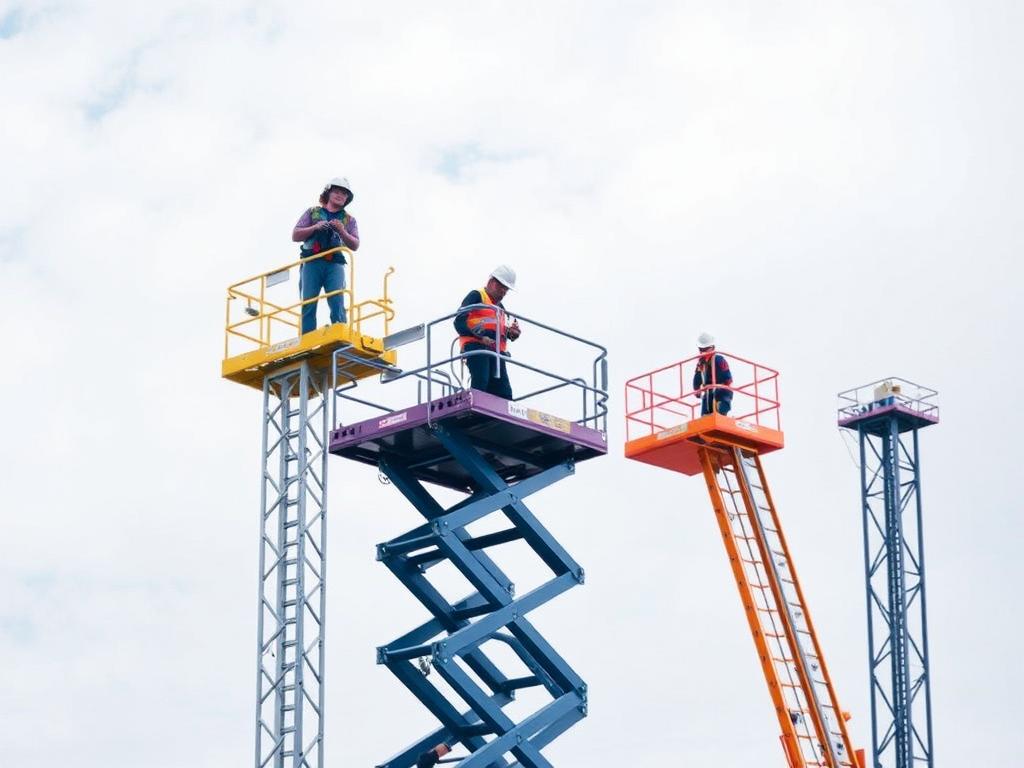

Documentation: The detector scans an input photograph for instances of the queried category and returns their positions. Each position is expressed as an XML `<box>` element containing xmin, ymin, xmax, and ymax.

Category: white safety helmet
<box><xmin>490</xmin><ymin>264</ymin><xmax>517</xmax><ymax>290</ymax></box>
<box><xmin>696</xmin><ymin>331</ymin><xmax>715</xmax><ymax>349</ymax></box>
<box><xmin>323</xmin><ymin>176</ymin><xmax>353</xmax><ymax>204</ymax></box>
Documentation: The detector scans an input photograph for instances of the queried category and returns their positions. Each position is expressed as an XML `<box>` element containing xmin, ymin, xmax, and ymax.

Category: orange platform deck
<box><xmin>624</xmin><ymin>413</ymin><xmax>784</xmax><ymax>476</ymax></box>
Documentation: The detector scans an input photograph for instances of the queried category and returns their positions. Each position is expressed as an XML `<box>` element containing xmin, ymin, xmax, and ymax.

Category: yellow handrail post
<box><xmin>383</xmin><ymin>266</ymin><xmax>395</xmax><ymax>337</ymax></box>
<box><xmin>259</xmin><ymin>275</ymin><xmax>267</xmax><ymax>347</ymax></box>
<box><xmin>224</xmin><ymin>291</ymin><xmax>232</xmax><ymax>358</ymax></box>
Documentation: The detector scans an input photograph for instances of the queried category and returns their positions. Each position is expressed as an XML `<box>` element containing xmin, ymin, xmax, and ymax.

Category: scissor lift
<box><xmin>332</xmin><ymin>390</ymin><xmax>605</xmax><ymax>767</ymax></box>
<box><xmin>625</xmin><ymin>353</ymin><xmax>863</xmax><ymax>768</ymax></box>
<box><xmin>330</xmin><ymin>306</ymin><xmax>609</xmax><ymax>766</ymax></box>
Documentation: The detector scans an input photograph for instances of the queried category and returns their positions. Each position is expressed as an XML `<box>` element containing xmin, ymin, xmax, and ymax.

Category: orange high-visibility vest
<box><xmin>459</xmin><ymin>289</ymin><xmax>508</xmax><ymax>353</ymax></box>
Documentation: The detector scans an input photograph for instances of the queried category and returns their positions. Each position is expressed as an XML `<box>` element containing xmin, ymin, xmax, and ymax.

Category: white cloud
<box><xmin>1</xmin><ymin>1</ymin><xmax>1021</xmax><ymax>765</ymax></box>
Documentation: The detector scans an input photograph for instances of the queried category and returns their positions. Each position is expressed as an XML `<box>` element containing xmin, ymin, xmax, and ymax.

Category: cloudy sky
<box><xmin>1</xmin><ymin>1</ymin><xmax>1021</xmax><ymax>765</ymax></box>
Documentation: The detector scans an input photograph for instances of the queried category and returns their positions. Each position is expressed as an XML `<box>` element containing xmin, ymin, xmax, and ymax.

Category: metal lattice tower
<box><xmin>254</xmin><ymin>362</ymin><xmax>329</xmax><ymax>768</ymax></box>
<box><xmin>331</xmin><ymin>389</ymin><xmax>607</xmax><ymax>767</ymax></box>
<box><xmin>223</xmin><ymin>247</ymin><xmax>398</xmax><ymax>767</ymax></box>
<box><xmin>838</xmin><ymin>379</ymin><xmax>938</xmax><ymax>768</ymax></box>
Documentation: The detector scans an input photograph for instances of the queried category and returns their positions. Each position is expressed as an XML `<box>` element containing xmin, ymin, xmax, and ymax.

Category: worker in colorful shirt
<box><xmin>693</xmin><ymin>331</ymin><xmax>733</xmax><ymax>416</ymax></box>
<box><xmin>416</xmin><ymin>743</ymin><xmax>451</xmax><ymax>767</ymax></box>
<box><xmin>291</xmin><ymin>176</ymin><xmax>360</xmax><ymax>335</ymax></box>
<box><xmin>454</xmin><ymin>265</ymin><xmax>521</xmax><ymax>399</ymax></box>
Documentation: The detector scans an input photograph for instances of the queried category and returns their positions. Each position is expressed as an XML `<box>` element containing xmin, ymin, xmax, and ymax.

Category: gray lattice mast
<box><xmin>255</xmin><ymin>362</ymin><xmax>329</xmax><ymax>768</ymax></box>
<box><xmin>838</xmin><ymin>379</ymin><xmax>938</xmax><ymax>768</ymax></box>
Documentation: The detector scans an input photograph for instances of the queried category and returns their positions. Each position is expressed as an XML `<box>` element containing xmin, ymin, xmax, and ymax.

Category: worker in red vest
<box><xmin>454</xmin><ymin>265</ymin><xmax>521</xmax><ymax>399</ymax></box>
<box><xmin>693</xmin><ymin>331</ymin><xmax>733</xmax><ymax>415</ymax></box>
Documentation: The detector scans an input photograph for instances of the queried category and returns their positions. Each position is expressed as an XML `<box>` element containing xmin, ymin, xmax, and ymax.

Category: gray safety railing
<box><xmin>330</xmin><ymin>304</ymin><xmax>609</xmax><ymax>434</ymax></box>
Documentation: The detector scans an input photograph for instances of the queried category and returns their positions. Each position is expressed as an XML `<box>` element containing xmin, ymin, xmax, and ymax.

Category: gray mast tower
<box><xmin>838</xmin><ymin>379</ymin><xmax>939</xmax><ymax>768</ymax></box>
<box><xmin>223</xmin><ymin>250</ymin><xmax>397</xmax><ymax>767</ymax></box>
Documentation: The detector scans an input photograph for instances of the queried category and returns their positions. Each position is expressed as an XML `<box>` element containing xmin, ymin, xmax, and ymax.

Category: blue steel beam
<box><xmin>373</xmin><ymin>421</ymin><xmax>588</xmax><ymax>767</ymax></box>
<box><xmin>850</xmin><ymin>415</ymin><xmax>935</xmax><ymax>768</ymax></box>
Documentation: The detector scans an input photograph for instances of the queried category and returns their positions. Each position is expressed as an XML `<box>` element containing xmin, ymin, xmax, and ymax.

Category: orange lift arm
<box><xmin>625</xmin><ymin>352</ymin><xmax>864</xmax><ymax>768</ymax></box>
<box><xmin>700</xmin><ymin>446</ymin><xmax>858</xmax><ymax>767</ymax></box>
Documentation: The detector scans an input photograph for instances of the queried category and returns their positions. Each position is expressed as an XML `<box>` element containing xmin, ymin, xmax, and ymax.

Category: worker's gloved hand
<box><xmin>507</xmin><ymin>321</ymin><xmax>521</xmax><ymax>341</ymax></box>
<box><xmin>472</xmin><ymin>327</ymin><xmax>495</xmax><ymax>346</ymax></box>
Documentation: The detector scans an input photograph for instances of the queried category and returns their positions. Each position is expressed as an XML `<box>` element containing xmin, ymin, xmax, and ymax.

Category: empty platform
<box><xmin>837</xmin><ymin>401</ymin><xmax>939</xmax><ymax>435</ymax></box>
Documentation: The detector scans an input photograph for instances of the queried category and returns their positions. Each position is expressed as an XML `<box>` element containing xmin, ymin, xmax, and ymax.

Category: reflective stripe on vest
<box><xmin>459</xmin><ymin>289</ymin><xmax>507</xmax><ymax>353</ymax></box>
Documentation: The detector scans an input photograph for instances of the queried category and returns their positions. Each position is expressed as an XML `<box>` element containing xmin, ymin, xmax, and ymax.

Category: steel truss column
<box><xmin>374</xmin><ymin>421</ymin><xmax>588</xmax><ymax>768</ymax></box>
<box><xmin>255</xmin><ymin>362</ymin><xmax>329</xmax><ymax>768</ymax></box>
<box><xmin>857</xmin><ymin>422</ymin><xmax>934</xmax><ymax>768</ymax></box>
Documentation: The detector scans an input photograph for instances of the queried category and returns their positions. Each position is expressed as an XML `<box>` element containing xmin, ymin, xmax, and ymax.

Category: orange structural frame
<box><xmin>624</xmin><ymin>412</ymin><xmax>784</xmax><ymax>475</ymax></box>
<box><xmin>624</xmin><ymin>352</ymin><xmax>865</xmax><ymax>768</ymax></box>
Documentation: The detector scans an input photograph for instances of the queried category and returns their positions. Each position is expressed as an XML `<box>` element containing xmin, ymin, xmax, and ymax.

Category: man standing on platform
<box><xmin>693</xmin><ymin>331</ymin><xmax>733</xmax><ymax>415</ymax></box>
<box><xmin>454</xmin><ymin>265</ymin><xmax>521</xmax><ymax>399</ymax></box>
<box><xmin>292</xmin><ymin>176</ymin><xmax>360</xmax><ymax>334</ymax></box>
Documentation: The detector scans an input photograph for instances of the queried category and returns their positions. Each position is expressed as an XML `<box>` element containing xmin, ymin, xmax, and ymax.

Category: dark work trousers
<box><xmin>464</xmin><ymin>346</ymin><xmax>513</xmax><ymax>399</ymax></box>
<box><xmin>701</xmin><ymin>395</ymin><xmax>732</xmax><ymax>416</ymax></box>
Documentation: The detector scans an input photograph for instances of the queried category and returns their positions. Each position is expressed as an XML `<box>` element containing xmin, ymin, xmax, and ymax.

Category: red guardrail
<box><xmin>625</xmin><ymin>351</ymin><xmax>781</xmax><ymax>441</ymax></box>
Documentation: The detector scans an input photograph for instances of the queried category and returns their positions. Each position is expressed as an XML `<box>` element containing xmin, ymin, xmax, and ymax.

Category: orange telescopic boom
<box><xmin>625</xmin><ymin>352</ymin><xmax>864</xmax><ymax>768</ymax></box>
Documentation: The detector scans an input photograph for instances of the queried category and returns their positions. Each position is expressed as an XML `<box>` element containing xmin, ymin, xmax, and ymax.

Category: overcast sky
<box><xmin>1</xmin><ymin>1</ymin><xmax>1021</xmax><ymax>766</ymax></box>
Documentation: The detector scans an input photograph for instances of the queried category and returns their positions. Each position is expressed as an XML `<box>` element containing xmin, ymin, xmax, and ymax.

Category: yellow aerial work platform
<box><xmin>222</xmin><ymin>247</ymin><xmax>398</xmax><ymax>389</ymax></box>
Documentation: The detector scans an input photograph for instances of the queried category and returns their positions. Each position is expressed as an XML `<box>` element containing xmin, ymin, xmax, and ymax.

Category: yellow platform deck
<box><xmin>222</xmin><ymin>323</ymin><xmax>397</xmax><ymax>391</ymax></box>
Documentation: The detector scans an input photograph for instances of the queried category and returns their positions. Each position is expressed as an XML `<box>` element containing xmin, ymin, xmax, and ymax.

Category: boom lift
<box><xmin>625</xmin><ymin>352</ymin><xmax>864</xmax><ymax>768</ymax></box>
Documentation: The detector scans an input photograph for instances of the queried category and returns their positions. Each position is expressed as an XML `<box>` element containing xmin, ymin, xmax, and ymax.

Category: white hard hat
<box><xmin>490</xmin><ymin>264</ymin><xmax>517</xmax><ymax>290</ymax></box>
<box><xmin>323</xmin><ymin>176</ymin><xmax>353</xmax><ymax>203</ymax></box>
<box><xmin>696</xmin><ymin>331</ymin><xmax>715</xmax><ymax>348</ymax></box>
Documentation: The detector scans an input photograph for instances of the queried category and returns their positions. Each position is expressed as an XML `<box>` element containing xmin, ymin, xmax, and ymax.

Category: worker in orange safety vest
<box><xmin>453</xmin><ymin>265</ymin><xmax>521</xmax><ymax>399</ymax></box>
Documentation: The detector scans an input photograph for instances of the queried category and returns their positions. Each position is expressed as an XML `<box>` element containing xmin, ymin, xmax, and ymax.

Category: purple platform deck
<box><xmin>329</xmin><ymin>389</ymin><xmax>608</xmax><ymax>491</ymax></box>
<box><xmin>838</xmin><ymin>402</ymin><xmax>940</xmax><ymax>436</ymax></box>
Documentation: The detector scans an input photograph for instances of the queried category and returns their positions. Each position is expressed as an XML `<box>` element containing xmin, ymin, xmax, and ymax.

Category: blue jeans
<box><xmin>300</xmin><ymin>258</ymin><xmax>346</xmax><ymax>334</ymax></box>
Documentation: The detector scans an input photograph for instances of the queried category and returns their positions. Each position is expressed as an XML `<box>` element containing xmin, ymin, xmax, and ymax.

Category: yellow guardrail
<box><xmin>224</xmin><ymin>247</ymin><xmax>395</xmax><ymax>360</ymax></box>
